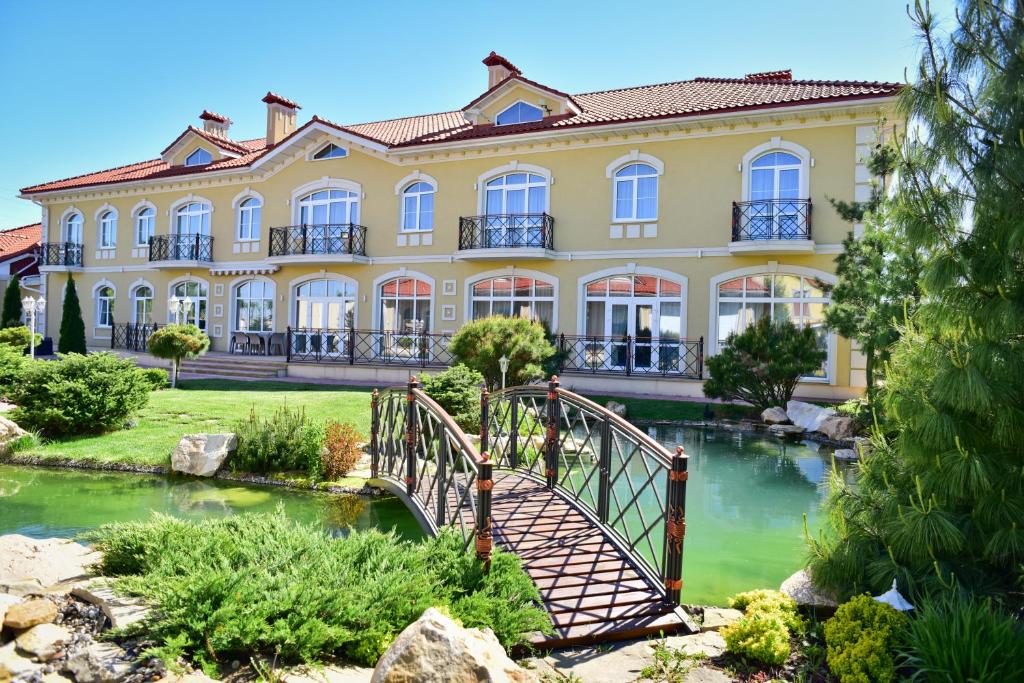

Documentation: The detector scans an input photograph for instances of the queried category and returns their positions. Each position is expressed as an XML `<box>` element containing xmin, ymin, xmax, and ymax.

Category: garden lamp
<box><xmin>873</xmin><ymin>579</ymin><xmax>914</xmax><ymax>611</ymax></box>
<box><xmin>499</xmin><ymin>354</ymin><xmax>510</xmax><ymax>390</ymax></box>
<box><xmin>21</xmin><ymin>295</ymin><xmax>45</xmax><ymax>361</ymax></box>
<box><xmin>168</xmin><ymin>296</ymin><xmax>181</xmax><ymax>324</ymax></box>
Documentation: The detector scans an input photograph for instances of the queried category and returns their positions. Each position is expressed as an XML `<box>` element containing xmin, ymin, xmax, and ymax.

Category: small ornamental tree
<box><xmin>147</xmin><ymin>323</ymin><xmax>210</xmax><ymax>387</ymax></box>
<box><xmin>420</xmin><ymin>364</ymin><xmax>485</xmax><ymax>432</ymax></box>
<box><xmin>58</xmin><ymin>272</ymin><xmax>87</xmax><ymax>354</ymax></box>
<box><xmin>1</xmin><ymin>275</ymin><xmax>23</xmax><ymax>328</ymax></box>
<box><xmin>703</xmin><ymin>317</ymin><xmax>826</xmax><ymax>411</ymax></box>
<box><xmin>448</xmin><ymin>317</ymin><xmax>555</xmax><ymax>390</ymax></box>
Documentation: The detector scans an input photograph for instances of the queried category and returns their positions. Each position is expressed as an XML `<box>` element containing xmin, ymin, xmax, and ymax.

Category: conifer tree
<box><xmin>809</xmin><ymin>0</ymin><xmax>1024</xmax><ymax>606</ymax></box>
<box><xmin>0</xmin><ymin>275</ymin><xmax>23</xmax><ymax>328</ymax></box>
<box><xmin>58</xmin><ymin>272</ymin><xmax>87</xmax><ymax>354</ymax></box>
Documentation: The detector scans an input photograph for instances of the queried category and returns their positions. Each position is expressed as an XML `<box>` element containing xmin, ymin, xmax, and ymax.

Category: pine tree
<box><xmin>58</xmin><ymin>272</ymin><xmax>87</xmax><ymax>354</ymax></box>
<box><xmin>809</xmin><ymin>0</ymin><xmax>1024</xmax><ymax>607</ymax></box>
<box><xmin>0</xmin><ymin>275</ymin><xmax>23</xmax><ymax>328</ymax></box>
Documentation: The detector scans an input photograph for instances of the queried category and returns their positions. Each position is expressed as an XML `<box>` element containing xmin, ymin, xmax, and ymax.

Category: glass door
<box><xmin>749</xmin><ymin>152</ymin><xmax>801</xmax><ymax>239</ymax></box>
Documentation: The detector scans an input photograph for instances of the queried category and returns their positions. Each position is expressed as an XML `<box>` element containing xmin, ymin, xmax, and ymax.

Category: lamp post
<box><xmin>21</xmin><ymin>295</ymin><xmax>46</xmax><ymax>361</ymax></box>
<box><xmin>498</xmin><ymin>354</ymin><xmax>510</xmax><ymax>390</ymax></box>
<box><xmin>168</xmin><ymin>296</ymin><xmax>195</xmax><ymax>325</ymax></box>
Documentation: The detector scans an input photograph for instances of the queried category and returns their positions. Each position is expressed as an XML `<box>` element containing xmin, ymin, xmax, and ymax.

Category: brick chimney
<box><xmin>482</xmin><ymin>52</ymin><xmax>521</xmax><ymax>88</ymax></box>
<box><xmin>262</xmin><ymin>92</ymin><xmax>301</xmax><ymax>146</ymax></box>
<box><xmin>199</xmin><ymin>110</ymin><xmax>232</xmax><ymax>138</ymax></box>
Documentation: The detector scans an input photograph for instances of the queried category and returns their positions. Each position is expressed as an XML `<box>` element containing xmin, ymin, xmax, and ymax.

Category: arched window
<box><xmin>749</xmin><ymin>152</ymin><xmax>801</xmax><ymax>202</ymax></box>
<box><xmin>132</xmin><ymin>285</ymin><xmax>153</xmax><ymax>324</ymax></box>
<box><xmin>64</xmin><ymin>212</ymin><xmax>83</xmax><ymax>244</ymax></box>
<box><xmin>379</xmin><ymin>277</ymin><xmax>431</xmax><ymax>333</ymax></box>
<box><xmin>495</xmin><ymin>101</ymin><xmax>544</xmax><ymax>126</ymax></box>
<box><xmin>237</xmin><ymin>197</ymin><xmax>262</xmax><ymax>241</ymax></box>
<box><xmin>174</xmin><ymin>202</ymin><xmax>211</xmax><ymax>236</ymax></box>
<box><xmin>96</xmin><ymin>285</ymin><xmax>115</xmax><ymax>327</ymax></box>
<box><xmin>295</xmin><ymin>278</ymin><xmax>356</xmax><ymax>330</ymax></box>
<box><xmin>715</xmin><ymin>272</ymin><xmax>829</xmax><ymax>379</ymax></box>
<box><xmin>742</xmin><ymin>151</ymin><xmax>807</xmax><ymax>240</ymax></box>
<box><xmin>170</xmin><ymin>280</ymin><xmax>208</xmax><ymax>329</ymax></box>
<box><xmin>295</xmin><ymin>189</ymin><xmax>360</xmax><ymax>253</ymax></box>
<box><xmin>98</xmin><ymin>210</ymin><xmax>117</xmax><ymax>248</ymax></box>
<box><xmin>471</xmin><ymin>276</ymin><xmax>554</xmax><ymax>327</ymax></box>
<box><xmin>185</xmin><ymin>148</ymin><xmax>212</xmax><ymax>166</ymax></box>
<box><xmin>401</xmin><ymin>182</ymin><xmax>434</xmax><ymax>232</ymax></box>
<box><xmin>613</xmin><ymin>163</ymin><xmax>658</xmax><ymax>221</ymax></box>
<box><xmin>483</xmin><ymin>173</ymin><xmax>547</xmax><ymax>247</ymax></box>
<box><xmin>582</xmin><ymin>274</ymin><xmax>684</xmax><ymax>370</ymax></box>
<box><xmin>234</xmin><ymin>280</ymin><xmax>274</xmax><ymax>332</ymax></box>
<box><xmin>135</xmin><ymin>207</ymin><xmax>155</xmax><ymax>246</ymax></box>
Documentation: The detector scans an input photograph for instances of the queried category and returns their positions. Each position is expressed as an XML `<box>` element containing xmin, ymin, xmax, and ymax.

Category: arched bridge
<box><xmin>370</xmin><ymin>376</ymin><xmax>697</xmax><ymax>647</ymax></box>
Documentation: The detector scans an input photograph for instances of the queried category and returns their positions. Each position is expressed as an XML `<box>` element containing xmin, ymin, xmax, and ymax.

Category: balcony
<box><xmin>729</xmin><ymin>199</ymin><xmax>814</xmax><ymax>254</ymax></box>
<box><xmin>557</xmin><ymin>334</ymin><xmax>704</xmax><ymax>379</ymax></box>
<box><xmin>40</xmin><ymin>242</ymin><xmax>83</xmax><ymax>268</ymax></box>
<box><xmin>149</xmin><ymin>234</ymin><xmax>214</xmax><ymax>265</ymax></box>
<box><xmin>456</xmin><ymin>214</ymin><xmax>555</xmax><ymax>259</ymax></box>
<box><xmin>267</xmin><ymin>224</ymin><xmax>368</xmax><ymax>264</ymax></box>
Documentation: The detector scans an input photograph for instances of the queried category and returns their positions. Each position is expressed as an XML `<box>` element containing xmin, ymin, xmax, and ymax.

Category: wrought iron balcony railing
<box><xmin>149</xmin><ymin>234</ymin><xmax>214</xmax><ymax>262</ymax></box>
<box><xmin>731</xmin><ymin>199</ymin><xmax>812</xmax><ymax>241</ymax></box>
<box><xmin>41</xmin><ymin>242</ymin><xmax>83</xmax><ymax>267</ymax></box>
<box><xmin>110</xmin><ymin>322</ymin><xmax>159</xmax><ymax>352</ymax></box>
<box><xmin>458</xmin><ymin>213</ymin><xmax>554</xmax><ymax>250</ymax></box>
<box><xmin>268</xmin><ymin>224</ymin><xmax>367</xmax><ymax>257</ymax></box>
<box><xmin>286</xmin><ymin>327</ymin><xmax>453</xmax><ymax>367</ymax></box>
<box><xmin>558</xmin><ymin>334</ymin><xmax>704</xmax><ymax>379</ymax></box>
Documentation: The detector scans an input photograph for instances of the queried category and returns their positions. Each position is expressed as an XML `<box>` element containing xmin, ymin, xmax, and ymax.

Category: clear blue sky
<box><xmin>0</xmin><ymin>0</ymin><xmax>955</xmax><ymax>227</ymax></box>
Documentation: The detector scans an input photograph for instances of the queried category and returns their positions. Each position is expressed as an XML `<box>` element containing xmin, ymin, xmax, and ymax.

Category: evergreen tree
<box><xmin>58</xmin><ymin>272</ymin><xmax>87</xmax><ymax>354</ymax></box>
<box><xmin>809</xmin><ymin>0</ymin><xmax>1024</xmax><ymax>607</ymax></box>
<box><xmin>0</xmin><ymin>275</ymin><xmax>23</xmax><ymax>328</ymax></box>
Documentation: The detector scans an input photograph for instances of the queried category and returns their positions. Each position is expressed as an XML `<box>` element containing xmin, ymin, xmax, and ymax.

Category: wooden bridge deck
<box><xmin>489</xmin><ymin>473</ymin><xmax>693</xmax><ymax>648</ymax></box>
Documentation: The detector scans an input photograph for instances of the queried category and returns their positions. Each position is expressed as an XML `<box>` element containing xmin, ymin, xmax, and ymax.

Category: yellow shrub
<box><xmin>721</xmin><ymin>612</ymin><xmax>791</xmax><ymax>666</ymax></box>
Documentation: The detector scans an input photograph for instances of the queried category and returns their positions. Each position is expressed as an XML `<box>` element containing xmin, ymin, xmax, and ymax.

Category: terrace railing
<box><xmin>731</xmin><ymin>199</ymin><xmax>812</xmax><ymax>241</ymax></box>
<box><xmin>110</xmin><ymin>322</ymin><xmax>159</xmax><ymax>352</ymax></box>
<box><xmin>458</xmin><ymin>214</ymin><xmax>554</xmax><ymax>250</ymax></box>
<box><xmin>268</xmin><ymin>224</ymin><xmax>367</xmax><ymax>257</ymax></box>
<box><xmin>286</xmin><ymin>327</ymin><xmax>453</xmax><ymax>367</ymax></box>
<box><xmin>149</xmin><ymin>234</ymin><xmax>214</xmax><ymax>262</ymax></box>
<box><xmin>558</xmin><ymin>334</ymin><xmax>704</xmax><ymax>379</ymax></box>
<box><xmin>41</xmin><ymin>242</ymin><xmax>83</xmax><ymax>267</ymax></box>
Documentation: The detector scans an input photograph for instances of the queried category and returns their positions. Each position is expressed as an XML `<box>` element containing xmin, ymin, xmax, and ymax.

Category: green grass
<box><xmin>588</xmin><ymin>394</ymin><xmax>756</xmax><ymax>422</ymax></box>
<box><xmin>21</xmin><ymin>379</ymin><xmax>374</xmax><ymax>466</ymax></box>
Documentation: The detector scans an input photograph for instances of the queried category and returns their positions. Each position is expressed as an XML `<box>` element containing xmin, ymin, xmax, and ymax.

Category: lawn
<box><xmin>22</xmin><ymin>379</ymin><xmax>375</xmax><ymax>466</ymax></box>
<box><xmin>588</xmin><ymin>394</ymin><xmax>756</xmax><ymax>422</ymax></box>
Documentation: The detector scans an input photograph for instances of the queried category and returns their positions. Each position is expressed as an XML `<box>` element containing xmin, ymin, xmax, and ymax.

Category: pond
<box><xmin>0</xmin><ymin>429</ymin><xmax>848</xmax><ymax>606</ymax></box>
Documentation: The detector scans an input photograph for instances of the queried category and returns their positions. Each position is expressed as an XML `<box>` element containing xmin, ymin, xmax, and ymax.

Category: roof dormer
<box><xmin>462</xmin><ymin>52</ymin><xmax>581</xmax><ymax>126</ymax></box>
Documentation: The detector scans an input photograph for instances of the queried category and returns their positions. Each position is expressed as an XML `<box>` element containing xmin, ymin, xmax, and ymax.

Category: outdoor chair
<box><xmin>229</xmin><ymin>331</ymin><xmax>249</xmax><ymax>354</ymax></box>
<box><xmin>246</xmin><ymin>333</ymin><xmax>266</xmax><ymax>355</ymax></box>
<box><xmin>267</xmin><ymin>332</ymin><xmax>286</xmax><ymax>356</ymax></box>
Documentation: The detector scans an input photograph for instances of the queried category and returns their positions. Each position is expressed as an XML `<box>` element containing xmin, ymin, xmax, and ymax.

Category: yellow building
<box><xmin>19</xmin><ymin>54</ymin><xmax>899</xmax><ymax>398</ymax></box>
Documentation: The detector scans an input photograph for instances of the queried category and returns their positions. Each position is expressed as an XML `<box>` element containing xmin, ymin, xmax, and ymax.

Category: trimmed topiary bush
<box><xmin>0</xmin><ymin>345</ymin><xmax>30</xmax><ymax>399</ymax></box>
<box><xmin>0</xmin><ymin>275</ymin><xmax>23</xmax><ymax>328</ymax></box>
<box><xmin>419</xmin><ymin>363</ymin><xmax>484</xmax><ymax>432</ymax></box>
<box><xmin>58</xmin><ymin>272</ymin><xmax>87</xmax><ymax>354</ymax></box>
<box><xmin>9</xmin><ymin>352</ymin><xmax>150</xmax><ymax>436</ymax></box>
<box><xmin>137</xmin><ymin>367</ymin><xmax>170</xmax><ymax>390</ymax></box>
<box><xmin>722</xmin><ymin>612</ymin><xmax>791</xmax><ymax>666</ymax></box>
<box><xmin>824</xmin><ymin>594</ymin><xmax>907</xmax><ymax>683</ymax></box>
<box><xmin>728</xmin><ymin>588</ymin><xmax>803</xmax><ymax>632</ymax></box>
<box><xmin>0</xmin><ymin>325</ymin><xmax>39</xmax><ymax>351</ymax></box>
<box><xmin>448</xmin><ymin>316</ymin><xmax>555</xmax><ymax>390</ymax></box>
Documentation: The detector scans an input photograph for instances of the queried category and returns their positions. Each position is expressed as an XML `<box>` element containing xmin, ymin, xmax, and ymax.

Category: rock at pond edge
<box><xmin>171</xmin><ymin>433</ymin><xmax>237</xmax><ymax>477</ymax></box>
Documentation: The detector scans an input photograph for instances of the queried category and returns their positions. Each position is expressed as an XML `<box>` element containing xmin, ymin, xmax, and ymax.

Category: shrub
<box><xmin>233</xmin><ymin>405</ymin><xmax>324</xmax><ymax>478</ymax></box>
<box><xmin>419</xmin><ymin>364</ymin><xmax>483</xmax><ymax>432</ymax></box>
<box><xmin>824</xmin><ymin>595</ymin><xmax>907</xmax><ymax>683</ymax></box>
<box><xmin>147</xmin><ymin>324</ymin><xmax>210</xmax><ymax>387</ymax></box>
<box><xmin>703</xmin><ymin>317</ymin><xmax>826</xmax><ymax>411</ymax></box>
<box><xmin>137</xmin><ymin>367</ymin><xmax>169</xmax><ymax>391</ymax></box>
<box><xmin>448</xmin><ymin>317</ymin><xmax>555</xmax><ymax>390</ymax></box>
<box><xmin>898</xmin><ymin>594</ymin><xmax>1024</xmax><ymax>682</ymax></box>
<box><xmin>84</xmin><ymin>513</ymin><xmax>550</xmax><ymax>670</ymax></box>
<box><xmin>0</xmin><ymin>326</ymin><xmax>37</xmax><ymax>351</ymax></box>
<box><xmin>1</xmin><ymin>275</ymin><xmax>23</xmax><ymax>328</ymax></box>
<box><xmin>721</xmin><ymin>612</ymin><xmax>791</xmax><ymax>666</ymax></box>
<box><xmin>728</xmin><ymin>588</ymin><xmax>802</xmax><ymax>631</ymax></box>
<box><xmin>322</xmin><ymin>421</ymin><xmax>363</xmax><ymax>480</ymax></box>
<box><xmin>9</xmin><ymin>353</ymin><xmax>150</xmax><ymax>436</ymax></box>
<box><xmin>58</xmin><ymin>273</ymin><xmax>87</xmax><ymax>354</ymax></box>
<box><xmin>0</xmin><ymin>345</ymin><xmax>29</xmax><ymax>398</ymax></box>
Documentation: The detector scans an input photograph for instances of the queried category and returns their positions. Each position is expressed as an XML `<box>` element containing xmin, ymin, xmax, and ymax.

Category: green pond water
<box><xmin>0</xmin><ymin>429</ymin><xmax>847</xmax><ymax>605</ymax></box>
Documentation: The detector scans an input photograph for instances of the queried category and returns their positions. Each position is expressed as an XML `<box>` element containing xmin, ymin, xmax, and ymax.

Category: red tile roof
<box><xmin>159</xmin><ymin>125</ymin><xmax>253</xmax><ymax>156</ymax></box>
<box><xmin>199</xmin><ymin>110</ymin><xmax>231</xmax><ymax>124</ymax></box>
<box><xmin>262</xmin><ymin>92</ymin><xmax>301</xmax><ymax>109</ymax></box>
<box><xmin>482</xmin><ymin>51</ymin><xmax>522</xmax><ymax>76</ymax></box>
<box><xmin>21</xmin><ymin>72</ymin><xmax>899</xmax><ymax>194</ymax></box>
<box><xmin>0</xmin><ymin>223</ymin><xmax>41</xmax><ymax>260</ymax></box>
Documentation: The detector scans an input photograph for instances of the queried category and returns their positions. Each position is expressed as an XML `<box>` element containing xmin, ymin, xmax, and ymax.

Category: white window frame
<box><xmin>168</xmin><ymin>277</ymin><xmax>210</xmax><ymax>329</ymax></box>
<box><xmin>475</xmin><ymin>162</ymin><xmax>552</xmax><ymax>214</ymax></box>
<box><xmin>236</xmin><ymin>197</ymin><xmax>262</xmax><ymax>241</ymax></box>
<box><xmin>231</xmin><ymin>278</ymin><xmax>275</xmax><ymax>332</ymax></box>
<box><xmin>185</xmin><ymin>148</ymin><xmax>213</xmax><ymax>166</ymax></box>
<box><xmin>94</xmin><ymin>282</ymin><xmax>116</xmax><ymax>328</ymax></box>
<box><xmin>310</xmin><ymin>143</ymin><xmax>348</xmax><ymax>161</ymax></box>
<box><xmin>289</xmin><ymin>178</ymin><xmax>362</xmax><ymax>224</ymax></box>
<box><xmin>740</xmin><ymin>138</ymin><xmax>811</xmax><ymax>200</ymax></box>
<box><xmin>467</xmin><ymin>271</ymin><xmax>557</xmax><ymax>329</ymax></box>
<box><xmin>63</xmin><ymin>211</ymin><xmax>83</xmax><ymax>244</ymax></box>
<box><xmin>131</xmin><ymin>201</ymin><xmax>156</xmax><ymax>247</ymax></box>
<box><xmin>288</xmin><ymin>274</ymin><xmax>358</xmax><ymax>331</ymax></box>
<box><xmin>97</xmin><ymin>209</ymin><xmax>117</xmax><ymax>248</ymax></box>
<box><xmin>575</xmin><ymin>266</ymin><xmax>687</xmax><ymax>338</ymax></box>
<box><xmin>174</xmin><ymin>201</ymin><xmax>212</xmax><ymax>236</ymax></box>
<box><xmin>400</xmin><ymin>181</ymin><xmax>435</xmax><ymax>233</ymax></box>
<box><xmin>131</xmin><ymin>283</ymin><xmax>154</xmax><ymax>324</ymax></box>
<box><xmin>494</xmin><ymin>100</ymin><xmax>544</xmax><ymax>126</ymax></box>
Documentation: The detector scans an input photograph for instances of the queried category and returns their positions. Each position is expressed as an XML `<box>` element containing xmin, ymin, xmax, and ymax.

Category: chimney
<box><xmin>262</xmin><ymin>92</ymin><xmax>301</xmax><ymax>146</ymax></box>
<box><xmin>199</xmin><ymin>110</ymin><xmax>232</xmax><ymax>138</ymax></box>
<box><xmin>482</xmin><ymin>51</ymin><xmax>522</xmax><ymax>89</ymax></box>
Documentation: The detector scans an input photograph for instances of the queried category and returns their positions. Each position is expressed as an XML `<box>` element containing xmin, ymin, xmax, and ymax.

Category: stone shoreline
<box><xmin>631</xmin><ymin>418</ymin><xmax>857</xmax><ymax>449</ymax></box>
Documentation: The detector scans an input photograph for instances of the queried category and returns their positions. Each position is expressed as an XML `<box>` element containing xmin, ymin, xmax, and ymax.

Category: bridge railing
<box><xmin>484</xmin><ymin>376</ymin><xmax>688</xmax><ymax>605</ymax></box>
<box><xmin>370</xmin><ymin>378</ymin><xmax>494</xmax><ymax>565</ymax></box>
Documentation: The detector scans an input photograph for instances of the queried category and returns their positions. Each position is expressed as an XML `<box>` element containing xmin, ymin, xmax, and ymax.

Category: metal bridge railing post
<box><xmin>509</xmin><ymin>390</ymin><xmax>519</xmax><ymax>470</ymax></box>
<box><xmin>663</xmin><ymin>446</ymin><xmax>689</xmax><ymax>605</ymax></box>
<box><xmin>479</xmin><ymin>387</ymin><xmax>489</xmax><ymax>456</ymax></box>
<box><xmin>545</xmin><ymin>376</ymin><xmax>561</xmax><ymax>489</ymax></box>
<box><xmin>598</xmin><ymin>419</ymin><xmax>612</xmax><ymax>523</ymax></box>
<box><xmin>370</xmin><ymin>389</ymin><xmax>380</xmax><ymax>478</ymax></box>
<box><xmin>475</xmin><ymin>453</ymin><xmax>493</xmax><ymax>571</ymax></box>
<box><xmin>405</xmin><ymin>376</ymin><xmax>419</xmax><ymax>497</ymax></box>
<box><xmin>436</xmin><ymin>430</ymin><xmax>448</xmax><ymax>527</ymax></box>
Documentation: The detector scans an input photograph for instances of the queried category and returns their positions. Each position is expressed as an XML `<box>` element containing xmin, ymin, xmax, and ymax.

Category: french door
<box><xmin>749</xmin><ymin>152</ymin><xmax>802</xmax><ymax>239</ymax></box>
<box><xmin>483</xmin><ymin>173</ymin><xmax>546</xmax><ymax>247</ymax></box>
<box><xmin>294</xmin><ymin>291</ymin><xmax>355</xmax><ymax>355</ymax></box>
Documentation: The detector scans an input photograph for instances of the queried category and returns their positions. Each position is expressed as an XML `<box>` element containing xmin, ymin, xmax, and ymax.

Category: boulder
<box><xmin>605</xmin><ymin>401</ymin><xmax>628</xmax><ymax>419</ymax></box>
<box><xmin>71</xmin><ymin>579</ymin><xmax>151</xmax><ymax>630</ymax></box>
<box><xmin>0</xmin><ymin>535</ymin><xmax>100</xmax><ymax>590</ymax></box>
<box><xmin>3</xmin><ymin>598</ymin><xmax>57</xmax><ymax>629</ymax></box>
<box><xmin>0</xmin><ymin>594</ymin><xmax>20</xmax><ymax>628</ymax></box>
<box><xmin>780</xmin><ymin>569</ymin><xmax>838</xmax><ymax>610</ymax></box>
<box><xmin>0</xmin><ymin>417</ymin><xmax>27</xmax><ymax>453</ymax></box>
<box><xmin>170</xmin><ymin>433</ymin><xmax>237</xmax><ymax>477</ymax></box>
<box><xmin>833</xmin><ymin>449</ymin><xmax>858</xmax><ymax>461</ymax></box>
<box><xmin>15</xmin><ymin>623</ymin><xmax>72</xmax><ymax>661</ymax></box>
<box><xmin>853</xmin><ymin>436</ymin><xmax>873</xmax><ymax>458</ymax></box>
<box><xmin>371</xmin><ymin>607</ymin><xmax>537</xmax><ymax>683</ymax></box>
<box><xmin>63</xmin><ymin>643</ymin><xmax>133</xmax><ymax>683</ymax></box>
<box><xmin>785</xmin><ymin>401</ymin><xmax>836</xmax><ymax>433</ymax></box>
<box><xmin>700</xmin><ymin>607</ymin><xmax>743</xmax><ymax>632</ymax></box>
<box><xmin>818</xmin><ymin>416</ymin><xmax>859</xmax><ymax>441</ymax></box>
<box><xmin>664</xmin><ymin>630</ymin><xmax>727</xmax><ymax>658</ymax></box>
<box><xmin>768</xmin><ymin>424</ymin><xmax>805</xmax><ymax>438</ymax></box>
<box><xmin>0</xmin><ymin>642</ymin><xmax>42</xmax><ymax>679</ymax></box>
<box><xmin>760</xmin><ymin>407</ymin><xmax>790</xmax><ymax>425</ymax></box>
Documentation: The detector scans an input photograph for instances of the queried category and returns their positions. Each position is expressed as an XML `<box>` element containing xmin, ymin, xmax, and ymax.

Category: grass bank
<box><xmin>588</xmin><ymin>394</ymin><xmax>755</xmax><ymax>422</ymax></box>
